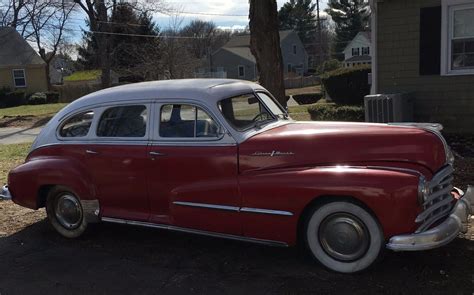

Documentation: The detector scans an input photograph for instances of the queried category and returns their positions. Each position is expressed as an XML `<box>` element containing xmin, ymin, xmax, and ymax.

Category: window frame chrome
<box><xmin>151</xmin><ymin>99</ymin><xmax>236</xmax><ymax>145</ymax></box>
<box><xmin>56</xmin><ymin>100</ymin><xmax>153</xmax><ymax>143</ymax></box>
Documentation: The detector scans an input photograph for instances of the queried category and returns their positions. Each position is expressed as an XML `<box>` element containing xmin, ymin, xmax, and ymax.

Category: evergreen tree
<box><xmin>76</xmin><ymin>2</ymin><xmax>160</xmax><ymax>80</ymax></box>
<box><xmin>325</xmin><ymin>0</ymin><xmax>370</xmax><ymax>60</ymax></box>
<box><xmin>278</xmin><ymin>0</ymin><xmax>317</xmax><ymax>44</ymax></box>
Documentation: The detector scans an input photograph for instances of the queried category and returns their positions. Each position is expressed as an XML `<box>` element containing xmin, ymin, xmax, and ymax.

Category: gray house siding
<box><xmin>281</xmin><ymin>32</ymin><xmax>308</xmax><ymax>74</ymax></box>
<box><xmin>212</xmin><ymin>49</ymin><xmax>256</xmax><ymax>80</ymax></box>
<box><xmin>376</xmin><ymin>0</ymin><xmax>474</xmax><ymax>133</ymax></box>
<box><xmin>211</xmin><ymin>30</ymin><xmax>308</xmax><ymax>81</ymax></box>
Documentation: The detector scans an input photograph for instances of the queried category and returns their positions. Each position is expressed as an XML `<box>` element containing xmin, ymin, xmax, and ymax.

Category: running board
<box><xmin>101</xmin><ymin>217</ymin><xmax>288</xmax><ymax>247</ymax></box>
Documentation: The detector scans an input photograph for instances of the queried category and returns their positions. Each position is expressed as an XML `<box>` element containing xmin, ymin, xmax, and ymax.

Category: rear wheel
<box><xmin>46</xmin><ymin>186</ymin><xmax>87</xmax><ymax>238</ymax></box>
<box><xmin>304</xmin><ymin>201</ymin><xmax>384</xmax><ymax>273</ymax></box>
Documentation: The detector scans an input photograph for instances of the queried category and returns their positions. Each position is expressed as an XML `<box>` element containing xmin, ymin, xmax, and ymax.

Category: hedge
<box><xmin>0</xmin><ymin>88</ymin><xmax>26</xmax><ymax>108</ymax></box>
<box><xmin>292</xmin><ymin>93</ymin><xmax>323</xmax><ymax>105</ymax></box>
<box><xmin>307</xmin><ymin>104</ymin><xmax>365</xmax><ymax>122</ymax></box>
<box><xmin>321</xmin><ymin>65</ymin><xmax>371</xmax><ymax>105</ymax></box>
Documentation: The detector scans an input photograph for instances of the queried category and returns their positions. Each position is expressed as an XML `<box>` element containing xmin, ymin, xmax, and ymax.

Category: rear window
<box><xmin>59</xmin><ymin>111</ymin><xmax>94</xmax><ymax>138</ymax></box>
<box><xmin>97</xmin><ymin>105</ymin><xmax>147</xmax><ymax>137</ymax></box>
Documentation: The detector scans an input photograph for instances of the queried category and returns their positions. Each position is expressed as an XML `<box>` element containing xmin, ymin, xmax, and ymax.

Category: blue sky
<box><xmin>68</xmin><ymin>0</ymin><xmax>328</xmax><ymax>36</ymax></box>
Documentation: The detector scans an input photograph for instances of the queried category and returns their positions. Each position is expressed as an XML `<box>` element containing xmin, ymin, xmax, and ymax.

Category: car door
<box><xmin>85</xmin><ymin>103</ymin><xmax>151</xmax><ymax>221</ymax></box>
<box><xmin>147</xmin><ymin>102</ymin><xmax>241</xmax><ymax>235</ymax></box>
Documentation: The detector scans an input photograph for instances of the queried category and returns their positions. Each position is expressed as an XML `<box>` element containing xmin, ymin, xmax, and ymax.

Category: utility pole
<box><xmin>316</xmin><ymin>0</ymin><xmax>323</xmax><ymax>65</ymax></box>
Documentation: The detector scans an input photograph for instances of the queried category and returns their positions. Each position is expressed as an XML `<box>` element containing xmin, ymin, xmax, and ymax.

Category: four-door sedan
<box><xmin>1</xmin><ymin>79</ymin><xmax>473</xmax><ymax>273</ymax></box>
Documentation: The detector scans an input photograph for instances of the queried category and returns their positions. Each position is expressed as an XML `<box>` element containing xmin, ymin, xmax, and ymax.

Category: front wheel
<box><xmin>46</xmin><ymin>186</ymin><xmax>88</xmax><ymax>238</ymax></box>
<box><xmin>304</xmin><ymin>201</ymin><xmax>384</xmax><ymax>273</ymax></box>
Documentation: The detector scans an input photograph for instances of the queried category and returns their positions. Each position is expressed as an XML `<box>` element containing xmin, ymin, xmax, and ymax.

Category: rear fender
<box><xmin>8</xmin><ymin>157</ymin><xmax>95</xmax><ymax>209</ymax></box>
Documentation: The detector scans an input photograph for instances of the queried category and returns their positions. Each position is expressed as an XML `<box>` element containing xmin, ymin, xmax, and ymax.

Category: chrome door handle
<box><xmin>149</xmin><ymin>151</ymin><xmax>166</xmax><ymax>157</ymax></box>
<box><xmin>86</xmin><ymin>149</ymin><xmax>99</xmax><ymax>155</ymax></box>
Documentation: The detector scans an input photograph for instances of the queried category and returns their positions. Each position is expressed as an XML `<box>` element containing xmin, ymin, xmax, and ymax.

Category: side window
<box><xmin>97</xmin><ymin>105</ymin><xmax>147</xmax><ymax>137</ymax></box>
<box><xmin>59</xmin><ymin>110</ymin><xmax>94</xmax><ymax>138</ymax></box>
<box><xmin>160</xmin><ymin>104</ymin><xmax>219</xmax><ymax>138</ymax></box>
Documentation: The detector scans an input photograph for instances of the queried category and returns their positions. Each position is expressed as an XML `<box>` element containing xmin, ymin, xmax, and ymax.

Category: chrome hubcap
<box><xmin>55</xmin><ymin>194</ymin><xmax>82</xmax><ymax>229</ymax></box>
<box><xmin>318</xmin><ymin>213</ymin><xmax>370</xmax><ymax>262</ymax></box>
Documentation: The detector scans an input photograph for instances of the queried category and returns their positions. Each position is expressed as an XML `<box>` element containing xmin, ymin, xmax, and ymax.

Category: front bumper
<box><xmin>0</xmin><ymin>185</ymin><xmax>12</xmax><ymax>201</ymax></box>
<box><xmin>387</xmin><ymin>185</ymin><xmax>474</xmax><ymax>251</ymax></box>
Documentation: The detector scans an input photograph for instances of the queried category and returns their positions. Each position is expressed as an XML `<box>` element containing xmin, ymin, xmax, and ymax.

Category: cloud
<box><xmin>154</xmin><ymin>0</ymin><xmax>325</xmax><ymax>29</ymax></box>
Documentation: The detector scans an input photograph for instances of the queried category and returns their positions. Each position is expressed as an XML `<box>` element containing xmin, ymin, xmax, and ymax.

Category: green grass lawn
<box><xmin>0</xmin><ymin>103</ymin><xmax>67</xmax><ymax>118</ymax></box>
<box><xmin>64</xmin><ymin>70</ymin><xmax>101</xmax><ymax>82</ymax></box>
<box><xmin>0</xmin><ymin>143</ymin><xmax>30</xmax><ymax>184</ymax></box>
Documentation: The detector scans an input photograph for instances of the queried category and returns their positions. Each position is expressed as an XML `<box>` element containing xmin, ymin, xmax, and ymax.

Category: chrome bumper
<box><xmin>387</xmin><ymin>185</ymin><xmax>474</xmax><ymax>251</ymax></box>
<box><xmin>0</xmin><ymin>185</ymin><xmax>12</xmax><ymax>201</ymax></box>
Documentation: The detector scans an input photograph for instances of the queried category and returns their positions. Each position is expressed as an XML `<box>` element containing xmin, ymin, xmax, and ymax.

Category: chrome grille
<box><xmin>416</xmin><ymin>165</ymin><xmax>455</xmax><ymax>233</ymax></box>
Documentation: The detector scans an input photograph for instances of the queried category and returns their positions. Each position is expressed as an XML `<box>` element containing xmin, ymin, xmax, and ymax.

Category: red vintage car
<box><xmin>1</xmin><ymin>79</ymin><xmax>473</xmax><ymax>273</ymax></box>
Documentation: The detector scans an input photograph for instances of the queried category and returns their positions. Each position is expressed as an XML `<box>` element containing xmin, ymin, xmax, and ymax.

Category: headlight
<box><xmin>418</xmin><ymin>176</ymin><xmax>430</xmax><ymax>205</ymax></box>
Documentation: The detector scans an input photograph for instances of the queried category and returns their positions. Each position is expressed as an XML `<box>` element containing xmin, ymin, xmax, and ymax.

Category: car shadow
<box><xmin>1</xmin><ymin>219</ymin><xmax>474</xmax><ymax>294</ymax></box>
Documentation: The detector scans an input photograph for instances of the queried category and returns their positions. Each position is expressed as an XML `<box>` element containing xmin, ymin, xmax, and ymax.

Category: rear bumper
<box><xmin>387</xmin><ymin>185</ymin><xmax>473</xmax><ymax>251</ymax></box>
<box><xmin>0</xmin><ymin>185</ymin><xmax>11</xmax><ymax>201</ymax></box>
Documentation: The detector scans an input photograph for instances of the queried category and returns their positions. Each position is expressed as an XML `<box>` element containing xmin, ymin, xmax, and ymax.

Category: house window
<box><xmin>362</xmin><ymin>47</ymin><xmax>370</xmax><ymax>55</ymax></box>
<box><xmin>12</xmin><ymin>69</ymin><xmax>26</xmax><ymax>87</ymax></box>
<box><xmin>442</xmin><ymin>0</ymin><xmax>474</xmax><ymax>75</ymax></box>
<box><xmin>352</xmin><ymin>48</ymin><xmax>360</xmax><ymax>56</ymax></box>
<box><xmin>293</xmin><ymin>44</ymin><xmax>297</xmax><ymax>55</ymax></box>
<box><xmin>238</xmin><ymin>65</ymin><xmax>245</xmax><ymax>78</ymax></box>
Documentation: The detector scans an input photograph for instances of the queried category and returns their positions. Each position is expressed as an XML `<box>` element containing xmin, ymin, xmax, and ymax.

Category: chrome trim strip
<box><xmin>173</xmin><ymin>201</ymin><xmax>294</xmax><ymax>216</ymax></box>
<box><xmin>173</xmin><ymin>201</ymin><xmax>239</xmax><ymax>212</ymax></box>
<box><xmin>240</xmin><ymin>207</ymin><xmax>294</xmax><ymax>216</ymax></box>
<box><xmin>101</xmin><ymin>217</ymin><xmax>288</xmax><ymax>247</ymax></box>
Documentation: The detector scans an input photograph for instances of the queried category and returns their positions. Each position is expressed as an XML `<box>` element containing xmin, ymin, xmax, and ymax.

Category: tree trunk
<box><xmin>96</xmin><ymin>0</ymin><xmax>111</xmax><ymax>88</ymax></box>
<box><xmin>249</xmin><ymin>0</ymin><xmax>286</xmax><ymax>107</ymax></box>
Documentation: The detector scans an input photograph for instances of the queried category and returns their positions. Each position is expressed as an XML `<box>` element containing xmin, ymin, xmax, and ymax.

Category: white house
<box><xmin>343</xmin><ymin>31</ymin><xmax>371</xmax><ymax>67</ymax></box>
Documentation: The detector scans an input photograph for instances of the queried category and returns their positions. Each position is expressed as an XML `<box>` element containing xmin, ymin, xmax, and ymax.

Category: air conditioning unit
<box><xmin>364</xmin><ymin>93</ymin><xmax>414</xmax><ymax>123</ymax></box>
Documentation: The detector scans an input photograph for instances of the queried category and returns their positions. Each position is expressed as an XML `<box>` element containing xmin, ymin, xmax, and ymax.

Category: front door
<box><xmin>85</xmin><ymin>103</ymin><xmax>150</xmax><ymax>221</ymax></box>
<box><xmin>147</xmin><ymin>103</ymin><xmax>241</xmax><ymax>235</ymax></box>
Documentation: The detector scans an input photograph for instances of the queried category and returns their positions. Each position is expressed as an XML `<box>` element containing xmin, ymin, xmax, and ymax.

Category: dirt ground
<box><xmin>0</xmin><ymin>141</ymin><xmax>473</xmax><ymax>294</ymax></box>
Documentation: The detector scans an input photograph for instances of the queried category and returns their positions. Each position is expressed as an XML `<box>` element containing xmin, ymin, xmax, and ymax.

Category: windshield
<box><xmin>218</xmin><ymin>92</ymin><xmax>287</xmax><ymax>131</ymax></box>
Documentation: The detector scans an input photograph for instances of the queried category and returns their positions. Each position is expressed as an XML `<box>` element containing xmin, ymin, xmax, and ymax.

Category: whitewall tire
<box><xmin>46</xmin><ymin>186</ymin><xmax>88</xmax><ymax>238</ymax></box>
<box><xmin>304</xmin><ymin>201</ymin><xmax>384</xmax><ymax>273</ymax></box>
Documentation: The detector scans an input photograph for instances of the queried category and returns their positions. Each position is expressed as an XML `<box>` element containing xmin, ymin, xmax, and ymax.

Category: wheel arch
<box><xmin>296</xmin><ymin>194</ymin><xmax>384</xmax><ymax>246</ymax></box>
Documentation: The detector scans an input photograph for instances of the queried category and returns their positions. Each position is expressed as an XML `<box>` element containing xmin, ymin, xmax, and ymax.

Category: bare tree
<box><xmin>249</xmin><ymin>0</ymin><xmax>286</xmax><ymax>106</ymax></box>
<box><xmin>160</xmin><ymin>16</ymin><xmax>199</xmax><ymax>79</ymax></box>
<box><xmin>26</xmin><ymin>0</ymin><xmax>75</xmax><ymax>88</ymax></box>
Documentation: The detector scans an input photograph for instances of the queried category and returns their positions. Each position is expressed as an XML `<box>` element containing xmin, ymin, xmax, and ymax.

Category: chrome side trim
<box><xmin>101</xmin><ymin>217</ymin><xmax>288</xmax><ymax>247</ymax></box>
<box><xmin>173</xmin><ymin>201</ymin><xmax>294</xmax><ymax>216</ymax></box>
<box><xmin>240</xmin><ymin>207</ymin><xmax>294</xmax><ymax>216</ymax></box>
<box><xmin>173</xmin><ymin>201</ymin><xmax>239</xmax><ymax>212</ymax></box>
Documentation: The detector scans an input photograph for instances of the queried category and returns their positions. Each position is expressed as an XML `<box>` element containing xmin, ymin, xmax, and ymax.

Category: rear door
<box><xmin>146</xmin><ymin>102</ymin><xmax>241</xmax><ymax>235</ymax></box>
<box><xmin>85</xmin><ymin>103</ymin><xmax>151</xmax><ymax>221</ymax></box>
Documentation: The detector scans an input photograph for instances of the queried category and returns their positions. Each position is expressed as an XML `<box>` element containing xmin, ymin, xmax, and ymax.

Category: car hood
<box><xmin>238</xmin><ymin>121</ymin><xmax>447</xmax><ymax>173</ymax></box>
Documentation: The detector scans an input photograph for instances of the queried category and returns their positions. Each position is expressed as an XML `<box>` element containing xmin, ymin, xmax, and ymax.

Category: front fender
<box><xmin>8</xmin><ymin>157</ymin><xmax>95</xmax><ymax>209</ymax></box>
<box><xmin>239</xmin><ymin>166</ymin><xmax>421</xmax><ymax>245</ymax></box>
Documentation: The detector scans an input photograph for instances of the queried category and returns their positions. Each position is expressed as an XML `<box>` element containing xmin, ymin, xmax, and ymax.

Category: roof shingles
<box><xmin>0</xmin><ymin>27</ymin><xmax>45</xmax><ymax>67</ymax></box>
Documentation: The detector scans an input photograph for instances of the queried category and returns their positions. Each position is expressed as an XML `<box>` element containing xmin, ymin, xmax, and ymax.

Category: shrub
<box><xmin>307</xmin><ymin>104</ymin><xmax>365</xmax><ymax>122</ymax></box>
<box><xmin>45</xmin><ymin>91</ymin><xmax>59</xmax><ymax>104</ymax></box>
<box><xmin>0</xmin><ymin>89</ymin><xmax>26</xmax><ymax>108</ymax></box>
<box><xmin>321</xmin><ymin>65</ymin><xmax>371</xmax><ymax>105</ymax></box>
<box><xmin>28</xmin><ymin>92</ymin><xmax>47</xmax><ymax>105</ymax></box>
<box><xmin>292</xmin><ymin>93</ymin><xmax>323</xmax><ymax>105</ymax></box>
<box><xmin>317</xmin><ymin>59</ymin><xmax>342</xmax><ymax>74</ymax></box>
